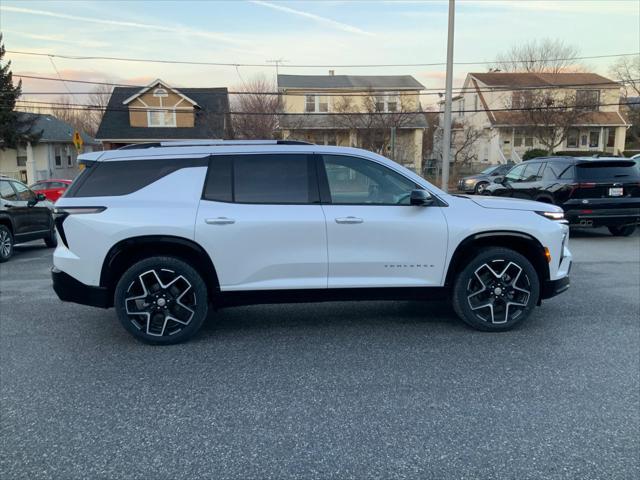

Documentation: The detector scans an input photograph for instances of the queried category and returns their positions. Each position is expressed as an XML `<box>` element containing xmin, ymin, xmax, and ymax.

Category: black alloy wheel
<box><xmin>453</xmin><ymin>247</ymin><xmax>540</xmax><ymax>331</ymax></box>
<box><xmin>114</xmin><ymin>256</ymin><xmax>209</xmax><ymax>344</ymax></box>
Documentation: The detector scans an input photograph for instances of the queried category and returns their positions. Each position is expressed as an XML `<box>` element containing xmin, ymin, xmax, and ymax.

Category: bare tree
<box><xmin>432</xmin><ymin>117</ymin><xmax>483</xmax><ymax>177</ymax></box>
<box><xmin>493</xmin><ymin>38</ymin><xmax>582</xmax><ymax>73</ymax></box>
<box><xmin>231</xmin><ymin>74</ymin><xmax>280</xmax><ymax>139</ymax></box>
<box><xmin>87</xmin><ymin>84</ymin><xmax>112</xmax><ymax>135</ymax></box>
<box><xmin>332</xmin><ymin>89</ymin><xmax>419</xmax><ymax>160</ymax></box>
<box><xmin>50</xmin><ymin>85</ymin><xmax>112</xmax><ymax>137</ymax></box>
<box><xmin>610</xmin><ymin>56</ymin><xmax>640</xmax><ymax>146</ymax></box>
<box><xmin>516</xmin><ymin>90</ymin><xmax>582</xmax><ymax>154</ymax></box>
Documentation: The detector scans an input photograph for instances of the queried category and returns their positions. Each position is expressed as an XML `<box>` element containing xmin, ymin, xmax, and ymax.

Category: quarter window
<box><xmin>322</xmin><ymin>155</ymin><xmax>417</xmax><ymax>205</ymax></box>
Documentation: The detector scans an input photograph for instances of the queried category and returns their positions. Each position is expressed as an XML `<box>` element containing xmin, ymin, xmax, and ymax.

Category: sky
<box><xmin>1</xmin><ymin>0</ymin><xmax>639</xmax><ymax>107</ymax></box>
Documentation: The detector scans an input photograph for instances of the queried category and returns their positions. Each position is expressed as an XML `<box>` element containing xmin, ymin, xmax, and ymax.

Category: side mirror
<box><xmin>410</xmin><ymin>189</ymin><xmax>434</xmax><ymax>206</ymax></box>
<box><xmin>493</xmin><ymin>176</ymin><xmax>504</xmax><ymax>184</ymax></box>
<box><xmin>37</xmin><ymin>193</ymin><xmax>47</xmax><ymax>201</ymax></box>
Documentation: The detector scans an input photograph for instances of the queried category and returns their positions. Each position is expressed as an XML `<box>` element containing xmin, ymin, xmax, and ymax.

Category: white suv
<box><xmin>52</xmin><ymin>141</ymin><xmax>571</xmax><ymax>344</ymax></box>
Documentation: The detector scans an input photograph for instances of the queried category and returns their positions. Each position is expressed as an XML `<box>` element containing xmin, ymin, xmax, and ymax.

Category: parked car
<box><xmin>30</xmin><ymin>179</ymin><xmax>72</xmax><ymax>202</ymax></box>
<box><xmin>483</xmin><ymin>157</ymin><xmax>640</xmax><ymax>236</ymax></box>
<box><xmin>630</xmin><ymin>153</ymin><xmax>640</xmax><ymax>170</ymax></box>
<box><xmin>0</xmin><ymin>176</ymin><xmax>57</xmax><ymax>262</ymax></box>
<box><xmin>457</xmin><ymin>163</ymin><xmax>514</xmax><ymax>194</ymax></box>
<box><xmin>52</xmin><ymin>140</ymin><xmax>571</xmax><ymax>345</ymax></box>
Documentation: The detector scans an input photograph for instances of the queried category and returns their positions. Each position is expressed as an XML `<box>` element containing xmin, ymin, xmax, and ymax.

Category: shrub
<box><xmin>522</xmin><ymin>148</ymin><xmax>548</xmax><ymax>160</ymax></box>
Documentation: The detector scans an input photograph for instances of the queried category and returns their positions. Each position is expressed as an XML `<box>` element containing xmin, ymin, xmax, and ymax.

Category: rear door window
<box><xmin>233</xmin><ymin>154</ymin><xmax>317</xmax><ymax>204</ymax></box>
<box><xmin>0</xmin><ymin>180</ymin><xmax>17</xmax><ymax>200</ymax></box>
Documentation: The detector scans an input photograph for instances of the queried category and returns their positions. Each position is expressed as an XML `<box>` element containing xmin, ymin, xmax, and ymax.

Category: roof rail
<box><xmin>116</xmin><ymin>139</ymin><xmax>314</xmax><ymax>150</ymax></box>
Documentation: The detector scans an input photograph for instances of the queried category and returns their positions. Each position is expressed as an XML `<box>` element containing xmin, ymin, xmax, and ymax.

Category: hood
<box><xmin>470</xmin><ymin>195</ymin><xmax>563</xmax><ymax>213</ymax></box>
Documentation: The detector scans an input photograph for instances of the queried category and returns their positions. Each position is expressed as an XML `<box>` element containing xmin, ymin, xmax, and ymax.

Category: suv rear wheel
<box><xmin>114</xmin><ymin>256</ymin><xmax>209</xmax><ymax>344</ymax></box>
<box><xmin>452</xmin><ymin>247</ymin><xmax>540</xmax><ymax>331</ymax></box>
<box><xmin>44</xmin><ymin>225</ymin><xmax>58</xmax><ymax>248</ymax></box>
<box><xmin>607</xmin><ymin>225</ymin><xmax>636</xmax><ymax>237</ymax></box>
<box><xmin>0</xmin><ymin>225</ymin><xmax>14</xmax><ymax>262</ymax></box>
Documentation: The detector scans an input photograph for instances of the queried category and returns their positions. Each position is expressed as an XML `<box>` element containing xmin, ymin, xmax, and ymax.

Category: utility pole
<box><xmin>266</xmin><ymin>58</ymin><xmax>288</xmax><ymax>79</ymax></box>
<box><xmin>441</xmin><ymin>0</ymin><xmax>455</xmax><ymax>192</ymax></box>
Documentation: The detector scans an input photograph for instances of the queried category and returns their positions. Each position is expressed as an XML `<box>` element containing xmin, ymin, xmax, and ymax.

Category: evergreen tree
<box><xmin>0</xmin><ymin>33</ymin><xmax>40</xmax><ymax>149</ymax></box>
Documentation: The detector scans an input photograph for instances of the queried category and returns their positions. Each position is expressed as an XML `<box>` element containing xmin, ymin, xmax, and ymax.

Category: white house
<box><xmin>0</xmin><ymin>113</ymin><xmax>98</xmax><ymax>184</ymax></box>
<box><xmin>439</xmin><ymin>72</ymin><xmax>628</xmax><ymax>165</ymax></box>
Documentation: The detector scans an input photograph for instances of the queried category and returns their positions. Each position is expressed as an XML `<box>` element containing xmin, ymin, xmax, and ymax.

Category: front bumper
<box><xmin>541</xmin><ymin>263</ymin><xmax>571</xmax><ymax>300</ymax></box>
<box><xmin>52</xmin><ymin>267</ymin><xmax>111</xmax><ymax>308</ymax></box>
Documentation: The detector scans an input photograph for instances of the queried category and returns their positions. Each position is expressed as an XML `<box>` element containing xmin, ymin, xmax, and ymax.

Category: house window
<box><xmin>148</xmin><ymin>109</ymin><xmax>177</xmax><ymax>127</ymax></box>
<box><xmin>607</xmin><ymin>128</ymin><xmax>616</xmax><ymax>147</ymax></box>
<box><xmin>581</xmin><ymin>134</ymin><xmax>588</xmax><ymax>146</ymax></box>
<box><xmin>513</xmin><ymin>128</ymin><xmax>534</xmax><ymax>147</ymax></box>
<box><xmin>16</xmin><ymin>144</ymin><xmax>27</xmax><ymax>166</ymax></box>
<box><xmin>54</xmin><ymin>146</ymin><xmax>62</xmax><ymax>167</ymax></box>
<box><xmin>589</xmin><ymin>130</ymin><xmax>600</xmax><ymax>148</ymax></box>
<box><xmin>305</xmin><ymin>94</ymin><xmax>328</xmax><ymax>113</ymax></box>
<box><xmin>576</xmin><ymin>90</ymin><xmax>600</xmax><ymax>111</ymax></box>
<box><xmin>66</xmin><ymin>146</ymin><xmax>73</xmax><ymax>166</ymax></box>
<box><xmin>375</xmin><ymin>93</ymin><xmax>400</xmax><ymax>113</ymax></box>
<box><xmin>458</xmin><ymin>98</ymin><xmax>465</xmax><ymax>117</ymax></box>
<box><xmin>566</xmin><ymin>128</ymin><xmax>579</xmax><ymax>148</ymax></box>
<box><xmin>153</xmin><ymin>88</ymin><xmax>168</xmax><ymax>97</ymax></box>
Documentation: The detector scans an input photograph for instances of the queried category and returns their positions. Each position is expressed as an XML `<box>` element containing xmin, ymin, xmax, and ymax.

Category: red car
<box><xmin>30</xmin><ymin>179</ymin><xmax>72</xmax><ymax>202</ymax></box>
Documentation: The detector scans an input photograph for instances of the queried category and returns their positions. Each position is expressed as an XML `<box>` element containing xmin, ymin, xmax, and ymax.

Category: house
<box><xmin>438</xmin><ymin>72</ymin><xmax>628</xmax><ymax>165</ymax></box>
<box><xmin>278</xmin><ymin>73</ymin><xmax>428</xmax><ymax>172</ymax></box>
<box><xmin>0</xmin><ymin>113</ymin><xmax>98</xmax><ymax>184</ymax></box>
<box><xmin>96</xmin><ymin>79</ymin><xmax>231</xmax><ymax>149</ymax></box>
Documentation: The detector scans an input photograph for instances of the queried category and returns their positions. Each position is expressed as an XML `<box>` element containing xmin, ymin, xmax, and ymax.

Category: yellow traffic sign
<box><xmin>73</xmin><ymin>131</ymin><xmax>84</xmax><ymax>152</ymax></box>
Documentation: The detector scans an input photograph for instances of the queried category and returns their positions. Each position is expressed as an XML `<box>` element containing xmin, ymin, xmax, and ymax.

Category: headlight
<box><xmin>536</xmin><ymin>211</ymin><xmax>566</xmax><ymax>222</ymax></box>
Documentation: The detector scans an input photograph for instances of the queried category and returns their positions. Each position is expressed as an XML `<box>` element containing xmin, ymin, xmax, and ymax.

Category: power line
<box><xmin>11</xmin><ymin>99</ymin><xmax>638</xmax><ymax>115</ymax></box>
<box><xmin>10</xmin><ymin>74</ymin><xmax>638</xmax><ymax>97</ymax></box>
<box><xmin>6</xmin><ymin>50</ymin><xmax>638</xmax><ymax>68</ymax></box>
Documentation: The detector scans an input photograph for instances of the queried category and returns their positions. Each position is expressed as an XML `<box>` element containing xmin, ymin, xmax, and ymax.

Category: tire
<box><xmin>114</xmin><ymin>256</ymin><xmax>209</xmax><ymax>345</ymax></box>
<box><xmin>452</xmin><ymin>247</ymin><xmax>540</xmax><ymax>332</ymax></box>
<box><xmin>607</xmin><ymin>225</ymin><xmax>636</xmax><ymax>237</ymax></box>
<box><xmin>0</xmin><ymin>225</ymin><xmax>14</xmax><ymax>262</ymax></box>
<box><xmin>44</xmin><ymin>225</ymin><xmax>58</xmax><ymax>248</ymax></box>
<box><xmin>474</xmin><ymin>182</ymin><xmax>488</xmax><ymax>194</ymax></box>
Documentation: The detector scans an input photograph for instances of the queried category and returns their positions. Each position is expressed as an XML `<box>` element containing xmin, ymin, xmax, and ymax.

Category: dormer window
<box><xmin>148</xmin><ymin>109</ymin><xmax>176</xmax><ymax>127</ymax></box>
<box><xmin>153</xmin><ymin>88</ymin><xmax>168</xmax><ymax>98</ymax></box>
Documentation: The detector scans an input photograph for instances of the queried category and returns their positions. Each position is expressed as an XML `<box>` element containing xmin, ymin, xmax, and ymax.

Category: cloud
<box><xmin>2</xmin><ymin>29</ymin><xmax>110</xmax><ymax>49</ymax></box>
<box><xmin>250</xmin><ymin>0</ymin><xmax>373</xmax><ymax>36</ymax></box>
<box><xmin>0</xmin><ymin>5</ymin><xmax>245</xmax><ymax>45</ymax></box>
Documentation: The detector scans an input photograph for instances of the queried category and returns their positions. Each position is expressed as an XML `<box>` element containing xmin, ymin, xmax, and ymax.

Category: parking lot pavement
<box><xmin>1</xmin><ymin>229</ymin><xmax>638</xmax><ymax>480</ymax></box>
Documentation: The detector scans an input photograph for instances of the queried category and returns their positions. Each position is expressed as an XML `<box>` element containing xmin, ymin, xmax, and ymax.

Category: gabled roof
<box><xmin>121</xmin><ymin>79</ymin><xmax>200</xmax><ymax>107</ymax></box>
<box><xmin>16</xmin><ymin>113</ymin><xmax>98</xmax><ymax>144</ymax></box>
<box><xmin>491</xmin><ymin>110</ymin><xmax>628</xmax><ymax>127</ymax></box>
<box><xmin>96</xmin><ymin>87</ymin><xmax>230</xmax><ymax>141</ymax></box>
<box><xmin>469</xmin><ymin>72</ymin><xmax>619</xmax><ymax>88</ymax></box>
<box><xmin>278</xmin><ymin>74</ymin><xmax>424</xmax><ymax>90</ymax></box>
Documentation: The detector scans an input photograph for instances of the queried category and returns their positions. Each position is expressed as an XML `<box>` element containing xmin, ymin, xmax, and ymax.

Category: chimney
<box><xmin>328</xmin><ymin>70</ymin><xmax>335</xmax><ymax>76</ymax></box>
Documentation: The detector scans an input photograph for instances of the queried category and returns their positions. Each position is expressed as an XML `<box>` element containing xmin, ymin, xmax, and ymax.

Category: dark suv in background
<box><xmin>483</xmin><ymin>157</ymin><xmax>640</xmax><ymax>236</ymax></box>
<box><xmin>0</xmin><ymin>176</ymin><xmax>57</xmax><ymax>262</ymax></box>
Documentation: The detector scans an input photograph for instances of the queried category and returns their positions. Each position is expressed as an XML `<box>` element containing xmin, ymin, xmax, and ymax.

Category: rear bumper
<box><xmin>52</xmin><ymin>267</ymin><xmax>111</xmax><ymax>308</ymax></box>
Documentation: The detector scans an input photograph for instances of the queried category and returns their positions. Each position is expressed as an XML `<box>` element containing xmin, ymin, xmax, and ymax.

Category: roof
<box><xmin>491</xmin><ymin>110</ymin><xmax>628</xmax><ymax>126</ymax></box>
<box><xmin>470</xmin><ymin>72</ymin><xmax>619</xmax><ymax>88</ymax></box>
<box><xmin>278</xmin><ymin>74</ymin><xmax>424</xmax><ymax>90</ymax></box>
<box><xmin>96</xmin><ymin>87</ymin><xmax>229</xmax><ymax>141</ymax></box>
<box><xmin>17</xmin><ymin>113</ymin><xmax>98</xmax><ymax>144</ymax></box>
<box><xmin>279</xmin><ymin>113</ymin><xmax>428</xmax><ymax>130</ymax></box>
<box><xmin>121</xmin><ymin>79</ymin><xmax>199</xmax><ymax>106</ymax></box>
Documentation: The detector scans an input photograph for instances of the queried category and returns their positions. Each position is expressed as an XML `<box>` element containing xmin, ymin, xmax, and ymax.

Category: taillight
<box><xmin>578</xmin><ymin>182</ymin><xmax>596</xmax><ymax>188</ymax></box>
<box><xmin>53</xmin><ymin>207</ymin><xmax>106</xmax><ymax>247</ymax></box>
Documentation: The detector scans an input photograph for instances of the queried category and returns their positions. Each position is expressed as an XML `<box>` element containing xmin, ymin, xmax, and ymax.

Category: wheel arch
<box><xmin>445</xmin><ymin>231</ymin><xmax>550</xmax><ymax>297</ymax></box>
<box><xmin>100</xmin><ymin>235</ymin><xmax>220</xmax><ymax>303</ymax></box>
<box><xmin>0</xmin><ymin>214</ymin><xmax>14</xmax><ymax>233</ymax></box>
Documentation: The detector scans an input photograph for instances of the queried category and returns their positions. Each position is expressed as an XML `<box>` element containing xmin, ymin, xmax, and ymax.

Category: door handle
<box><xmin>205</xmin><ymin>217</ymin><xmax>235</xmax><ymax>225</ymax></box>
<box><xmin>335</xmin><ymin>216</ymin><xmax>363</xmax><ymax>224</ymax></box>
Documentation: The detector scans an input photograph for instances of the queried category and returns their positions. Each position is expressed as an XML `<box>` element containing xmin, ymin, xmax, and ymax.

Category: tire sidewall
<box><xmin>0</xmin><ymin>225</ymin><xmax>14</xmax><ymax>262</ymax></box>
<box><xmin>44</xmin><ymin>225</ymin><xmax>58</xmax><ymax>248</ymax></box>
<box><xmin>453</xmin><ymin>248</ymin><xmax>540</xmax><ymax>332</ymax></box>
<box><xmin>114</xmin><ymin>256</ymin><xmax>209</xmax><ymax>345</ymax></box>
<box><xmin>475</xmin><ymin>182</ymin><xmax>488</xmax><ymax>194</ymax></box>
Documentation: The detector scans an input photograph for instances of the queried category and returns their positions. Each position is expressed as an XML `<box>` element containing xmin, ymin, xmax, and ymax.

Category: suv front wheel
<box><xmin>0</xmin><ymin>225</ymin><xmax>14</xmax><ymax>262</ymax></box>
<box><xmin>114</xmin><ymin>256</ymin><xmax>209</xmax><ymax>344</ymax></box>
<box><xmin>452</xmin><ymin>248</ymin><xmax>540</xmax><ymax>331</ymax></box>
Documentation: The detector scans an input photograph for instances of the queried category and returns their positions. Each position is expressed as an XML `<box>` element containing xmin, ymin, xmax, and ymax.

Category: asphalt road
<box><xmin>1</xmin><ymin>228</ymin><xmax>639</xmax><ymax>479</ymax></box>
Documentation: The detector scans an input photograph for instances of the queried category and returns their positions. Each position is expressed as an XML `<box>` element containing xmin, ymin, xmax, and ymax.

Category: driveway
<box><xmin>1</xmin><ymin>228</ymin><xmax>638</xmax><ymax>479</ymax></box>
